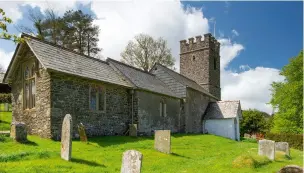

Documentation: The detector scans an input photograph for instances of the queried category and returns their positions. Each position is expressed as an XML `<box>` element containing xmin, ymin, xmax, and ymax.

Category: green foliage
<box><xmin>0</xmin><ymin>94</ymin><xmax>11</xmax><ymax>104</ymax></box>
<box><xmin>121</xmin><ymin>33</ymin><xmax>175</xmax><ymax>71</ymax></box>
<box><xmin>240</xmin><ymin>109</ymin><xmax>271</xmax><ymax>135</ymax></box>
<box><xmin>20</xmin><ymin>9</ymin><xmax>100</xmax><ymax>57</ymax></box>
<box><xmin>0</xmin><ymin>8</ymin><xmax>24</xmax><ymax>43</ymax></box>
<box><xmin>270</xmin><ymin>50</ymin><xmax>303</xmax><ymax>134</ymax></box>
<box><xmin>266</xmin><ymin>133</ymin><xmax>303</xmax><ymax>150</ymax></box>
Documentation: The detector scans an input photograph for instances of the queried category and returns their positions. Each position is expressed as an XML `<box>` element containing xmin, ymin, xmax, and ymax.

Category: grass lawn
<box><xmin>0</xmin><ymin>134</ymin><xmax>302</xmax><ymax>173</ymax></box>
<box><xmin>0</xmin><ymin>111</ymin><xmax>12</xmax><ymax>131</ymax></box>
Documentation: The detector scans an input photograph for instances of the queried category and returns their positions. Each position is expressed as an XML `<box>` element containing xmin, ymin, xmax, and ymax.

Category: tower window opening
<box><xmin>214</xmin><ymin>57</ymin><xmax>217</xmax><ymax>70</ymax></box>
<box><xmin>192</xmin><ymin>55</ymin><xmax>195</xmax><ymax>61</ymax></box>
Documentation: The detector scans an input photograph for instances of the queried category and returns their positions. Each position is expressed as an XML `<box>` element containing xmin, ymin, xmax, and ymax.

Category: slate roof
<box><xmin>13</xmin><ymin>34</ymin><xmax>133</xmax><ymax>88</ymax></box>
<box><xmin>152</xmin><ymin>63</ymin><xmax>218</xmax><ymax>99</ymax></box>
<box><xmin>204</xmin><ymin>100</ymin><xmax>242</xmax><ymax>119</ymax></box>
<box><xmin>107</xmin><ymin>58</ymin><xmax>180</xmax><ymax>98</ymax></box>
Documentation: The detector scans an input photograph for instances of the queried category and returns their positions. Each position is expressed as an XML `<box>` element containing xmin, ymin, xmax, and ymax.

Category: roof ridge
<box><xmin>107</xmin><ymin>58</ymin><xmax>155</xmax><ymax>76</ymax></box>
<box><xmin>21</xmin><ymin>33</ymin><xmax>109</xmax><ymax>65</ymax></box>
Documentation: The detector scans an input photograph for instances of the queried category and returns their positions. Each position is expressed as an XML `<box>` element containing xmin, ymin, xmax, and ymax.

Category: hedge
<box><xmin>265</xmin><ymin>133</ymin><xmax>303</xmax><ymax>151</ymax></box>
<box><xmin>0</xmin><ymin>94</ymin><xmax>11</xmax><ymax>104</ymax></box>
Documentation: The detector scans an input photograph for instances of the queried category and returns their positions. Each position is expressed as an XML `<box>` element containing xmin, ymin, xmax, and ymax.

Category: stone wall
<box><xmin>50</xmin><ymin>72</ymin><xmax>132</xmax><ymax>140</ymax></box>
<box><xmin>11</xmin><ymin>50</ymin><xmax>52</xmax><ymax>138</ymax></box>
<box><xmin>180</xmin><ymin>34</ymin><xmax>221</xmax><ymax>99</ymax></box>
<box><xmin>184</xmin><ymin>87</ymin><xmax>213</xmax><ymax>133</ymax></box>
<box><xmin>135</xmin><ymin>90</ymin><xmax>181</xmax><ymax>136</ymax></box>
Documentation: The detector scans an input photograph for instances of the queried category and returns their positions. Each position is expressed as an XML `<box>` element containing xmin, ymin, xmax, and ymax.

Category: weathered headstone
<box><xmin>78</xmin><ymin>123</ymin><xmax>87</xmax><ymax>142</ymax></box>
<box><xmin>154</xmin><ymin>130</ymin><xmax>171</xmax><ymax>154</ymax></box>
<box><xmin>258</xmin><ymin>139</ymin><xmax>275</xmax><ymax>160</ymax></box>
<box><xmin>61</xmin><ymin>114</ymin><xmax>72</xmax><ymax>161</ymax></box>
<box><xmin>121</xmin><ymin>150</ymin><xmax>143</xmax><ymax>173</ymax></box>
<box><xmin>244</xmin><ymin>133</ymin><xmax>250</xmax><ymax>138</ymax></box>
<box><xmin>276</xmin><ymin>142</ymin><xmax>290</xmax><ymax>156</ymax></box>
<box><xmin>278</xmin><ymin>165</ymin><xmax>304</xmax><ymax>173</ymax></box>
<box><xmin>129</xmin><ymin>124</ymin><xmax>137</xmax><ymax>137</ymax></box>
<box><xmin>10</xmin><ymin>122</ymin><xmax>27</xmax><ymax>142</ymax></box>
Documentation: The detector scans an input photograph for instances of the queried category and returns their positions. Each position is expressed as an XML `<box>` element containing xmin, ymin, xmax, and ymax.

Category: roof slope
<box><xmin>23</xmin><ymin>34</ymin><xmax>132</xmax><ymax>88</ymax></box>
<box><xmin>107</xmin><ymin>58</ymin><xmax>179</xmax><ymax>98</ymax></box>
<box><xmin>151</xmin><ymin>63</ymin><xmax>217</xmax><ymax>99</ymax></box>
<box><xmin>204</xmin><ymin>100</ymin><xmax>241</xmax><ymax>119</ymax></box>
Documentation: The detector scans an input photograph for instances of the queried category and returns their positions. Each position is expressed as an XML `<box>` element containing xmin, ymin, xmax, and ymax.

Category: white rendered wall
<box><xmin>204</xmin><ymin>118</ymin><xmax>239</xmax><ymax>141</ymax></box>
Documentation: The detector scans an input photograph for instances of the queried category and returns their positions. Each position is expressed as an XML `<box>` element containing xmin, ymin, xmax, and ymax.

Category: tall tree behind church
<box><xmin>121</xmin><ymin>34</ymin><xmax>175</xmax><ymax>72</ymax></box>
<box><xmin>19</xmin><ymin>9</ymin><xmax>100</xmax><ymax>57</ymax></box>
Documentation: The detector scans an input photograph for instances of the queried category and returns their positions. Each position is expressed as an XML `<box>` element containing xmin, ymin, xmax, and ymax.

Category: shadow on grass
<box><xmin>19</xmin><ymin>140</ymin><xmax>38</xmax><ymax>146</ymax></box>
<box><xmin>171</xmin><ymin>152</ymin><xmax>191</xmax><ymax>159</ymax></box>
<box><xmin>172</xmin><ymin>133</ymin><xmax>206</xmax><ymax>138</ymax></box>
<box><xmin>89</xmin><ymin>136</ymin><xmax>152</xmax><ymax>147</ymax></box>
<box><xmin>0</xmin><ymin>120</ymin><xmax>10</xmax><ymax>124</ymax></box>
<box><xmin>71</xmin><ymin>158</ymin><xmax>106</xmax><ymax>167</ymax></box>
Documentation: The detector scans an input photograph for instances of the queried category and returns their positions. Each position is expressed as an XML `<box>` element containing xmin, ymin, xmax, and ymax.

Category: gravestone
<box><xmin>278</xmin><ymin>165</ymin><xmax>303</xmax><ymax>173</ymax></box>
<box><xmin>244</xmin><ymin>133</ymin><xmax>250</xmax><ymax>138</ymax></box>
<box><xmin>258</xmin><ymin>139</ymin><xmax>275</xmax><ymax>160</ymax></box>
<box><xmin>129</xmin><ymin>124</ymin><xmax>137</xmax><ymax>137</ymax></box>
<box><xmin>10</xmin><ymin>122</ymin><xmax>27</xmax><ymax>142</ymax></box>
<box><xmin>154</xmin><ymin>130</ymin><xmax>171</xmax><ymax>154</ymax></box>
<box><xmin>275</xmin><ymin>142</ymin><xmax>290</xmax><ymax>156</ymax></box>
<box><xmin>61</xmin><ymin>114</ymin><xmax>72</xmax><ymax>161</ymax></box>
<box><xmin>78</xmin><ymin>123</ymin><xmax>87</xmax><ymax>142</ymax></box>
<box><xmin>121</xmin><ymin>150</ymin><xmax>143</xmax><ymax>173</ymax></box>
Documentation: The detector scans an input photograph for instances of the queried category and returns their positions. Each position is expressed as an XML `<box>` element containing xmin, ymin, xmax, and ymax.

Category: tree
<box><xmin>121</xmin><ymin>34</ymin><xmax>175</xmax><ymax>71</ymax></box>
<box><xmin>240</xmin><ymin>109</ymin><xmax>271</xmax><ymax>136</ymax></box>
<box><xmin>18</xmin><ymin>9</ymin><xmax>100</xmax><ymax>57</ymax></box>
<box><xmin>63</xmin><ymin>10</ymin><xmax>101</xmax><ymax>56</ymax></box>
<box><xmin>0</xmin><ymin>8</ymin><xmax>23</xmax><ymax>43</ymax></box>
<box><xmin>270</xmin><ymin>50</ymin><xmax>303</xmax><ymax>134</ymax></box>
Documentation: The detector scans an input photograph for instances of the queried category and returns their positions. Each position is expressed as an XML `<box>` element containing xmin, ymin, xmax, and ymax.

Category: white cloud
<box><xmin>219</xmin><ymin>38</ymin><xmax>284</xmax><ymax>114</ymax></box>
<box><xmin>91</xmin><ymin>1</ymin><xmax>209</xmax><ymax>70</ymax></box>
<box><xmin>1</xmin><ymin>2</ymin><xmax>23</xmax><ymax>22</ymax></box>
<box><xmin>231</xmin><ymin>29</ymin><xmax>239</xmax><ymax>37</ymax></box>
<box><xmin>0</xmin><ymin>49</ymin><xmax>14</xmax><ymax>70</ymax></box>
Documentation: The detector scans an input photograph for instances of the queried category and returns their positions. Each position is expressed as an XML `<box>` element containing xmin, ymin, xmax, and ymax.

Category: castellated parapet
<box><xmin>180</xmin><ymin>34</ymin><xmax>220</xmax><ymax>54</ymax></box>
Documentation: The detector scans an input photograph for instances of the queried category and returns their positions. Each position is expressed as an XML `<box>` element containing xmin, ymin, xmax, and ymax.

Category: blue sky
<box><xmin>0</xmin><ymin>1</ymin><xmax>302</xmax><ymax>113</ymax></box>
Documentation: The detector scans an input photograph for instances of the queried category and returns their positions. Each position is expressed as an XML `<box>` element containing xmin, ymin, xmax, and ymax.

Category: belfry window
<box><xmin>23</xmin><ymin>63</ymin><xmax>36</xmax><ymax>109</ymax></box>
<box><xmin>214</xmin><ymin>57</ymin><xmax>217</xmax><ymax>70</ymax></box>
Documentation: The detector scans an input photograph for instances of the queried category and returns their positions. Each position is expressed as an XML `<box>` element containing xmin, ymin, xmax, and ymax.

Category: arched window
<box><xmin>89</xmin><ymin>85</ymin><xmax>106</xmax><ymax>112</ymax></box>
<box><xmin>24</xmin><ymin>63</ymin><xmax>36</xmax><ymax>109</ymax></box>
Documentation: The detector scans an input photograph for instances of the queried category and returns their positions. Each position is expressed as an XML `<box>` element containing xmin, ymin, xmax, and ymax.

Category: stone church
<box><xmin>4</xmin><ymin>33</ymin><xmax>242</xmax><ymax>141</ymax></box>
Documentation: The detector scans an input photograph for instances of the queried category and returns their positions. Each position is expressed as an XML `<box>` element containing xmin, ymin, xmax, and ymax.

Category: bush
<box><xmin>0</xmin><ymin>94</ymin><xmax>11</xmax><ymax>104</ymax></box>
<box><xmin>265</xmin><ymin>133</ymin><xmax>303</xmax><ymax>150</ymax></box>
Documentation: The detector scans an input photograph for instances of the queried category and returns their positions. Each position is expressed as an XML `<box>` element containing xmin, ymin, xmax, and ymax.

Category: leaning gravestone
<box><xmin>61</xmin><ymin>114</ymin><xmax>72</xmax><ymax>161</ymax></box>
<box><xmin>258</xmin><ymin>139</ymin><xmax>275</xmax><ymax>160</ymax></box>
<box><xmin>129</xmin><ymin>124</ymin><xmax>137</xmax><ymax>137</ymax></box>
<box><xmin>154</xmin><ymin>130</ymin><xmax>171</xmax><ymax>154</ymax></box>
<box><xmin>277</xmin><ymin>165</ymin><xmax>304</xmax><ymax>173</ymax></box>
<box><xmin>78</xmin><ymin>123</ymin><xmax>87</xmax><ymax>142</ymax></box>
<box><xmin>276</xmin><ymin>142</ymin><xmax>290</xmax><ymax>157</ymax></box>
<box><xmin>10</xmin><ymin>122</ymin><xmax>27</xmax><ymax>142</ymax></box>
<box><xmin>121</xmin><ymin>150</ymin><xmax>143</xmax><ymax>173</ymax></box>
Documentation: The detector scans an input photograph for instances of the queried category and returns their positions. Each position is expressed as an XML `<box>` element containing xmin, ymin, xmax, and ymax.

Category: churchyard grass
<box><xmin>0</xmin><ymin>113</ymin><xmax>302</xmax><ymax>173</ymax></box>
<box><xmin>0</xmin><ymin>111</ymin><xmax>12</xmax><ymax>131</ymax></box>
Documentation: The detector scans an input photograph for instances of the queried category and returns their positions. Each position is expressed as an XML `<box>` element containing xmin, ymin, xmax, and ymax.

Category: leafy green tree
<box><xmin>121</xmin><ymin>34</ymin><xmax>175</xmax><ymax>71</ymax></box>
<box><xmin>19</xmin><ymin>9</ymin><xmax>100</xmax><ymax>57</ymax></box>
<box><xmin>270</xmin><ymin>50</ymin><xmax>303</xmax><ymax>134</ymax></box>
<box><xmin>240</xmin><ymin>109</ymin><xmax>271</xmax><ymax>135</ymax></box>
<box><xmin>0</xmin><ymin>8</ymin><xmax>23</xmax><ymax>43</ymax></box>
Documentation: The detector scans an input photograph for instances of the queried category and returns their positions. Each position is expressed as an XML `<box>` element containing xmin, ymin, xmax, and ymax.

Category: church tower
<box><xmin>180</xmin><ymin>33</ymin><xmax>221</xmax><ymax>100</ymax></box>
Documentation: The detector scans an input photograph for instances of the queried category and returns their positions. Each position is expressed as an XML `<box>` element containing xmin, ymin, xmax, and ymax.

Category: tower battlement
<box><xmin>180</xmin><ymin>33</ymin><xmax>220</xmax><ymax>54</ymax></box>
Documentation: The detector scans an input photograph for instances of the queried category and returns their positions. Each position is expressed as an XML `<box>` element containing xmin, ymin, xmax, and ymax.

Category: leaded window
<box><xmin>23</xmin><ymin>63</ymin><xmax>36</xmax><ymax>109</ymax></box>
<box><xmin>89</xmin><ymin>85</ymin><xmax>106</xmax><ymax>111</ymax></box>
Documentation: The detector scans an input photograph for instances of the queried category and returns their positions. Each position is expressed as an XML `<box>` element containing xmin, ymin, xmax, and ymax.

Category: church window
<box><xmin>23</xmin><ymin>62</ymin><xmax>36</xmax><ymax>109</ymax></box>
<box><xmin>192</xmin><ymin>55</ymin><xmax>196</xmax><ymax>61</ymax></box>
<box><xmin>214</xmin><ymin>57</ymin><xmax>217</xmax><ymax>70</ymax></box>
<box><xmin>159</xmin><ymin>101</ymin><xmax>166</xmax><ymax>117</ymax></box>
<box><xmin>89</xmin><ymin>85</ymin><xmax>106</xmax><ymax>112</ymax></box>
